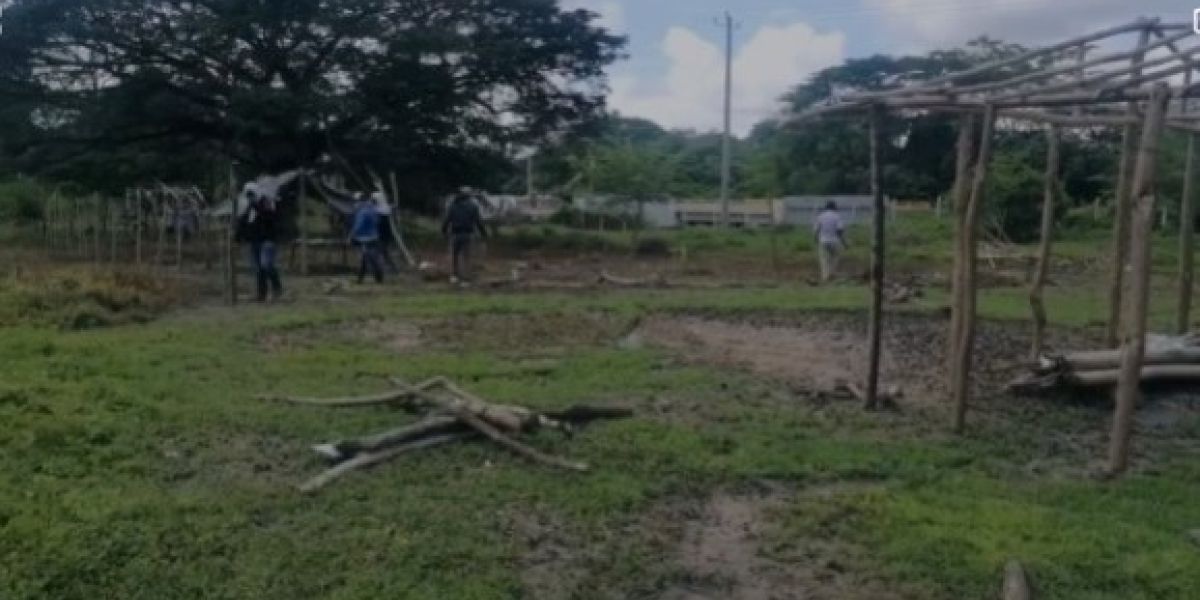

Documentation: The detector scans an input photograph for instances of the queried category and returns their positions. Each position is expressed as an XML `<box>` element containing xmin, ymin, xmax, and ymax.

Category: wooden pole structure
<box><xmin>865</xmin><ymin>104</ymin><xmax>887</xmax><ymax>410</ymax></box>
<box><xmin>1106</xmin><ymin>27</ymin><xmax>1152</xmax><ymax>348</ymax></box>
<box><xmin>1177</xmin><ymin>69</ymin><xmax>1198</xmax><ymax>334</ymax></box>
<box><xmin>135</xmin><ymin>190</ymin><xmax>144</xmax><ymax>267</ymax></box>
<box><xmin>175</xmin><ymin>197</ymin><xmax>184</xmax><ymax>271</ymax></box>
<box><xmin>155</xmin><ymin>195</ymin><xmax>166</xmax><ymax>271</ymax></box>
<box><xmin>1030</xmin><ymin>125</ymin><xmax>1061</xmax><ymax>360</ymax></box>
<box><xmin>108</xmin><ymin>195</ymin><xmax>117</xmax><ymax>263</ymax></box>
<box><xmin>227</xmin><ymin>163</ymin><xmax>239</xmax><ymax>306</ymax></box>
<box><xmin>299</xmin><ymin>167</ymin><xmax>310</xmax><ymax>277</ymax></box>
<box><xmin>1109</xmin><ymin>83</ymin><xmax>1171</xmax><ymax>475</ymax></box>
<box><xmin>947</xmin><ymin>113</ymin><xmax>978</xmax><ymax>386</ymax></box>
<box><xmin>952</xmin><ymin>104</ymin><xmax>997</xmax><ymax>433</ymax></box>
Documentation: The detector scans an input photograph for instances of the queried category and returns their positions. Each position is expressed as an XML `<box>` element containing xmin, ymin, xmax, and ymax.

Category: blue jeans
<box><xmin>249</xmin><ymin>241</ymin><xmax>282</xmax><ymax>300</ymax></box>
<box><xmin>355</xmin><ymin>240</ymin><xmax>384</xmax><ymax>284</ymax></box>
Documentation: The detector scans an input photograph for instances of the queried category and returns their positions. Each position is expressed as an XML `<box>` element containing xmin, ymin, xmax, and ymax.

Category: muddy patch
<box><xmin>258</xmin><ymin>318</ymin><xmax>424</xmax><ymax>354</ymax></box>
<box><xmin>629</xmin><ymin>312</ymin><xmax>1096</xmax><ymax>407</ymax></box>
<box><xmin>423</xmin><ymin>311</ymin><xmax>632</xmax><ymax>354</ymax></box>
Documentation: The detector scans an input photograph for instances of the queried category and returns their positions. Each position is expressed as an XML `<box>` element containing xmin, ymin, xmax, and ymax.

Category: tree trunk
<box><xmin>1109</xmin><ymin>83</ymin><xmax>1170</xmax><ymax>475</ymax></box>
<box><xmin>947</xmin><ymin>114</ymin><xmax>978</xmax><ymax>387</ymax></box>
<box><xmin>1030</xmin><ymin>126</ymin><xmax>1061</xmax><ymax>360</ymax></box>
<box><xmin>953</xmin><ymin>104</ymin><xmax>996</xmax><ymax>433</ymax></box>
<box><xmin>1177</xmin><ymin>130</ymin><xmax>1197</xmax><ymax>333</ymax></box>
<box><xmin>866</xmin><ymin>104</ymin><xmax>886</xmax><ymax>410</ymax></box>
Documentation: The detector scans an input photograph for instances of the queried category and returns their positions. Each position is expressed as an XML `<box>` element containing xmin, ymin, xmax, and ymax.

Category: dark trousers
<box><xmin>249</xmin><ymin>241</ymin><xmax>282</xmax><ymax>301</ymax></box>
<box><xmin>450</xmin><ymin>234</ymin><xmax>473</xmax><ymax>280</ymax></box>
<box><xmin>356</xmin><ymin>241</ymin><xmax>384</xmax><ymax>284</ymax></box>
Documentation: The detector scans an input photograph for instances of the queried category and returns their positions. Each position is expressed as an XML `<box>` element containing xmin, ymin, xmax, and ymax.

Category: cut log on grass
<box><xmin>1002</xmin><ymin>560</ymin><xmax>1033</xmax><ymax>600</ymax></box>
<box><xmin>1037</xmin><ymin>347</ymin><xmax>1200</xmax><ymax>374</ymax></box>
<box><xmin>1010</xmin><ymin>363</ymin><xmax>1200</xmax><ymax>393</ymax></box>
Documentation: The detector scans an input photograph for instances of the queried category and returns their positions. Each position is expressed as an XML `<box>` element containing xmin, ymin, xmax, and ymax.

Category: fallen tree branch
<box><xmin>312</xmin><ymin>415</ymin><xmax>463</xmax><ymax>461</ymax></box>
<box><xmin>260</xmin><ymin>377</ymin><xmax>445</xmax><ymax>408</ymax></box>
<box><xmin>453</xmin><ymin>406</ymin><xmax>589</xmax><ymax>472</ymax></box>
<box><xmin>299</xmin><ymin>432</ymin><xmax>474</xmax><ymax>494</ymax></box>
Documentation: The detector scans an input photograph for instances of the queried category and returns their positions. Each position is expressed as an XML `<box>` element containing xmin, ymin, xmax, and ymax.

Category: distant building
<box><xmin>549</xmin><ymin>194</ymin><xmax>888</xmax><ymax>229</ymax></box>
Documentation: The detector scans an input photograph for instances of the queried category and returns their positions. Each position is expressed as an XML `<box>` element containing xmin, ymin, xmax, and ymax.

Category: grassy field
<box><xmin>2</xmin><ymin>216</ymin><xmax>1200</xmax><ymax>599</ymax></box>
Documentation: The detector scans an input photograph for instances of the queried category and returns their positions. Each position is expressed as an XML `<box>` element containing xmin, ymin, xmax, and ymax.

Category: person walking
<box><xmin>236</xmin><ymin>184</ymin><xmax>284</xmax><ymax>302</ymax></box>
<box><xmin>813</xmin><ymin>200</ymin><xmax>848</xmax><ymax>283</ymax></box>
<box><xmin>349</xmin><ymin>194</ymin><xmax>385</xmax><ymax>284</ymax></box>
<box><xmin>441</xmin><ymin>191</ymin><xmax>488</xmax><ymax>284</ymax></box>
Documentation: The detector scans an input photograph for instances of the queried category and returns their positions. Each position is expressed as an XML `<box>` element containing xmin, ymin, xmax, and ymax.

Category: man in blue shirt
<box><xmin>349</xmin><ymin>194</ymin><xmax>384</xmax><ymax>284</ymax></box>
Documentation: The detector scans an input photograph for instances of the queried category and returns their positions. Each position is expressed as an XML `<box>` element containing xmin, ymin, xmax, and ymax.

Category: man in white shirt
<box><xmin>813</xmin><ymin>201</ymin><xmax>848</xmax><ymax>283</ymax></box>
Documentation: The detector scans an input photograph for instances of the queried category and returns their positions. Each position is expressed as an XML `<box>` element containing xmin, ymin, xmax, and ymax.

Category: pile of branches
<box><xmin>260</xmin><ymin>377</ymin><xmax>633</xmax><ymax>493</ymax></box>
<box><xmin>1009</xmin><ymin>338</ymin><xmax>1200</xmax><ymax>394</ymax></box>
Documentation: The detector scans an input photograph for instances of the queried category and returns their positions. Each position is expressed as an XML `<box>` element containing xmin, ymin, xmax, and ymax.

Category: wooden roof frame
<box><xmin>792</xmin><ymin>17</ymin><xmax>1200</xmax><ymax>130</ymax></box>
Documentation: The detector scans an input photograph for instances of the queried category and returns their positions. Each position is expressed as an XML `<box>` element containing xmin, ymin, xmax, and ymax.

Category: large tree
<box><xmin>0</xmin><ymin>0</ymin><xmax>624</xmax><ymax>200</ymax></box>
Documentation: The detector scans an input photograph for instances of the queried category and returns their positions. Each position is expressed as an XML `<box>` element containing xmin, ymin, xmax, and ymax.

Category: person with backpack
<box><xmin>349</xmin><ymin>193</ymin><xmax>385</xmax><ymax>284</ymax></box>
<box><xmin>236</xmin><ymin>184</ymin><xmax>284</xmax><ymax>302</ymax></box>
<box><xmin>441</xmin><ymin>191</ymin><xmax>488</xmax><ymax>284</ymax></box>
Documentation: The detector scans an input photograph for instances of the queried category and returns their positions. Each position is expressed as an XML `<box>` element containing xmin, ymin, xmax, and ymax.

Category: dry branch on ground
<box><xmin>261</xmin><ymin>377</ymin><xmax>632</xmax><ymax>493</ymax></box>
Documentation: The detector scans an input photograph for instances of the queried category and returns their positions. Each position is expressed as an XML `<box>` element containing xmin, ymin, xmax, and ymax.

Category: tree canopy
<box><xmin>0</xmin><ymin>0</ymin><xmax>624</xmax><ymax>201</ymax></box>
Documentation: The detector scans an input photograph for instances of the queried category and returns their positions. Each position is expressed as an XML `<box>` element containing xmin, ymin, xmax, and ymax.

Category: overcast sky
<box><xmin>562</xmin><ymin>0</ymin><xmax>1198</xmax><ymax>135</ymax></box>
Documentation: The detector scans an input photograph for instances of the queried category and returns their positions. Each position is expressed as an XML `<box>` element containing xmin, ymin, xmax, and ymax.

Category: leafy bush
<box><xmin>0</xmin><ymin>179</ymin><xmax>48</xmax><ymax>224</ymax></box>
<box><xmin>985</xmin><ymin>154</ymin><xmax>1057</xmax><ymax>243</ymax></box>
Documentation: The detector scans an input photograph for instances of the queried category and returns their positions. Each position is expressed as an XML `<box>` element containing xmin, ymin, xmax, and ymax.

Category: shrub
<box><xmin>0</xmin><ymin>179</ymin><xmax>48</xmax><ymax>224</ymax></box>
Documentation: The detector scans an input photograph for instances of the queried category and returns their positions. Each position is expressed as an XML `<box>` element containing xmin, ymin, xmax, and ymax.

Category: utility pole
<box><xmin>717</xmin><ymin>12</ymin><xmax>737</xmax><ymax>228</ymax></box>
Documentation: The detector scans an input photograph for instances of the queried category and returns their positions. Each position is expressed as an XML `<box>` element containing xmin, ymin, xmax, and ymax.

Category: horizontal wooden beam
<box><xmin>841</xmin><ymin>17</ymin><xmax>1157</xmax><ymax>101</ymax></box>
<box><xmin>989</xmin><ymin>41</ymin><xmax>1200</xmax><ymax>102</ymax></box>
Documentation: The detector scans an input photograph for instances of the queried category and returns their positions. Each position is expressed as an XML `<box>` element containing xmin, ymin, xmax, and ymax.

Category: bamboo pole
<box><xmin>1109</xmin><ymin>83</ymin><xmax>1171</xmax><ymax>475</ymax></box>
<box><xmin>1178</xmin><ymin>71</ymin><xmax>1198</xmax><ymax>334</ymax></box>
<box><xmin>865</xmin><ymin>104</ymin><xmax>886</xmax><ymax>410</ymax></box>
<box><xmin>155</xmin><ymin>195</ymin><xmax>165</xmax><ymax>271</ymax></box>
<box><xmin>1030</xmin><ymin>126</ymin><xmax>1061</xmax><ymax>360</ymax></box>
<box><xmin>947</xmin><ymin>114</ymin><xmax>977</xmax><ymax>386</ymax></box>
<box><xmin>953</xmin><ymin>104</ymin><xmax>997</xmax><ymax>433</ymax></box>
<box><xmin>1106</xmin><ymin>28</ymin><xmax>1152</xmax><ymax>348</ymax></box>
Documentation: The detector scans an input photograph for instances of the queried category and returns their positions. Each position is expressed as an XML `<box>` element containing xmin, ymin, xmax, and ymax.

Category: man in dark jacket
<box><xmin>236</xmin><ymin>185</ymin><xmax>284</xmax><ymax>302</ymax></box>
<box><xmin>349</xmin><ymin>194</ymin><xmax>384</xmax><ymax>284</ymax></box>
<box><xmin>441</xmin><ymin>192</ymin><xmax>488</xmax><ymax>283</ymax></box>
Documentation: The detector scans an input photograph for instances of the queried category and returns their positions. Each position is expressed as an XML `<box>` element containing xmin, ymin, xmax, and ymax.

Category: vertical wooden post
<box><xmin>135</xmin><ymin>190</ymin><xmax>144</xmax><ymax>266</ymax></box>
<box><xmin>865</xmin><ymin>104</ymin><xmax>887</xmax><ymax>410</ymax></box>
<box><xmin>108</xmin><ymin>195</ymin><xmax>117</xmax><ymax>263</ymax></box>
<box><xmin>92</xmin><ymin>195</ymin><xmax>101</xmax><ymax>264</ymax></box>
<box><xmin>1030</xmin><ymin>125</ymin><xmax>1061</xmax><ymax>360</ymax></box>
<box><xmin>947</xmin><ymin>113</ymin><xmax>977</xmax><ymax>386</ymax></box>
<box><xmin>1110</xmin><ymin>83</ymin><xmax>1171</xmax><ymax>475</ymax></box>
<box><xmin>227</xmin><ymin>164</ymin><xmax>239</xmax><ymax>306</ymax></box>
<box><xmin>1177</xmin><ymin>70</ymin><xmax>1197</xmax><ymax>334</ymax></box>
<box><xmin>299</xmin><ymin>168</ymin><xmax>310</xmax><ymax>277</ymax></box>
<box><xmin>953</xmin><ymin>104</ymin><xmax>997</xmax><ymax>434</ymax></box>
<box><xmin>1105</xmin><ymin>27</ymin><xmax>1152</xmax><ymax>348</ymax></box>
<box><xmin>155</xmin><ymin>195</ymin><xmax>166</xmax><ymax>271</ymax></box>
<box><xmin>175</xmin><ymin>198</ymin><xmax>184</xmax><ymax>271</ymax></box>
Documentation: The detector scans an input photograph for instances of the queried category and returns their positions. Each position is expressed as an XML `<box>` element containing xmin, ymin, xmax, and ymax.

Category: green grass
<box><xmin>2</xmin><ymin>282</ymin><xmax>1199</xmax><ymax>599</ymax></box>
<box><xmin>4</xmin><ymin>211</ymin><xmax>1200</xmax><ymax>599</ymax></box>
